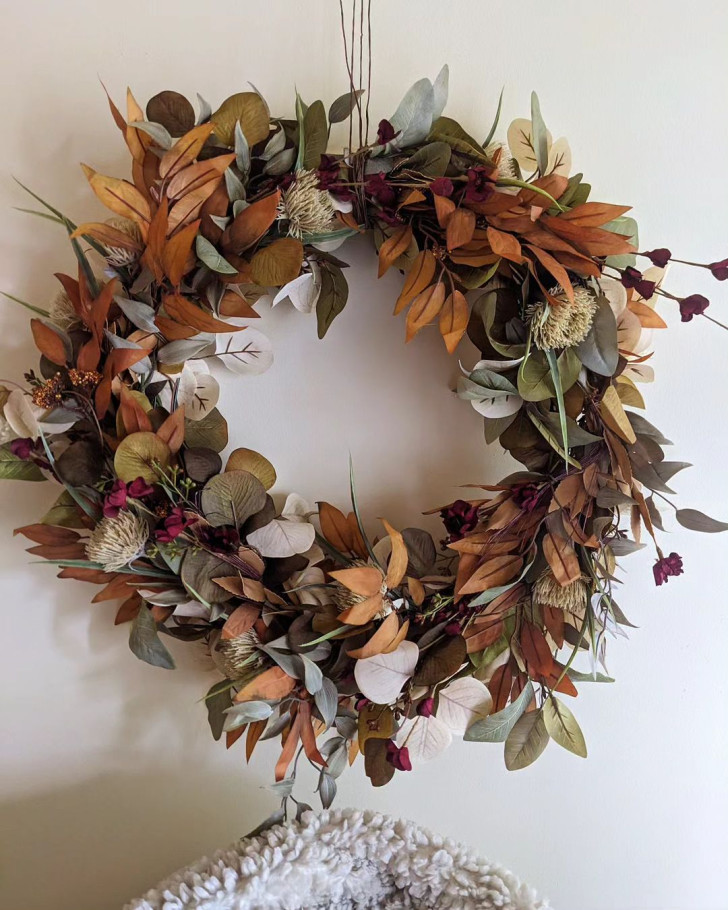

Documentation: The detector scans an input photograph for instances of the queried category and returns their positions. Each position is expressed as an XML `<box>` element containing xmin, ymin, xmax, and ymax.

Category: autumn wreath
<box><xmin>2</xmin><ymin>68</ymin><xmax>727</xmax><ymax>813</ymax></box>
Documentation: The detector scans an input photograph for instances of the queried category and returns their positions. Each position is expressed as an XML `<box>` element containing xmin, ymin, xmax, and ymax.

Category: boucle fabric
<box><xmin>125</xmin><ymin>808</ymin><xmax>550</xmax><ymax>910</ymax></box>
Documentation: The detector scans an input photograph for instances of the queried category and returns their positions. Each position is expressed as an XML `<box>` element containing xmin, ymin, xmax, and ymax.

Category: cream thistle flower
<box><xmin>529</xmin><ymin>285</ymin><xmax>598</xmax><ymax>350</ymax></box>
<box><xmin>533</xmin><ymin>570</ymin><xmax>588</xmax><ymax>616</ymax></box>
<box><xmin>105</xmin><ymin>217</ymin><xmax>142</xmax><ymax>268</ymax></box>
<box><xmin>49</xmin><ymin>289</ymin><xmax>80</xmax><ymax>330</ymax></box>
<box><xmin>85</xmin><ymin>510</ymin><xmax>149</xmax><ymax>571</ymax></box>
<box><xmin>217</xmin><ymin>629</ymin><xmax>265</xmax><ymax>679</ymax></box>
<box><xmin>278</xmin><ymin>170</ymin><xmax>336</xmax><ymax>240</ymax></box>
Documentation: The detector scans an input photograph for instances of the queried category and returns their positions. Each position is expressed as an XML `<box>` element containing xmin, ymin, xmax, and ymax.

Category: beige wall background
<box><xmin>1</xmin><ymin>2</ymin><xmax>727</xmax><ymax>908</ymax></box>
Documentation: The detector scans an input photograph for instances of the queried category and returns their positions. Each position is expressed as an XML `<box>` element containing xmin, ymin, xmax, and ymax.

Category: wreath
<box><xmin>2</xmin><ymin>66</ymin><xmax>727</xmax><ymax>814</ymax></box>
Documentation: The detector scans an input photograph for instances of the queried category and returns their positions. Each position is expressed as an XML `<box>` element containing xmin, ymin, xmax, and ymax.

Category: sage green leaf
<box><xmin>538</xmin><ymin>412</ymin><xmax>602</xmax><ymax>448</ymax></box>
<box><xmin>264</xmin><ymin>147</ymin><xmax>296</xmax><ymax>176</ymax></box>
<box><xmin>201</xmin><ymin>470</ymin><xmax>267</xmax><ymax>527</ymax></box>
<box><xmin>504</xmin><ymin>707</ymin><xmax>549</xmax><ymax>770</ymax></box>
<box><xmin>558</xmin><ymin>346</ymin><xmax>582</xmax><ymax>392</ymax></box>
<box><xmin>234</xmin><ymin>121</ymin><xmax>251</xmax><ymax>175</ymax></box>
<box><xmin>566</xmin><ymin>669</ymin><xmax>615</xmax><ymax>683</ymax></box>
<box><xmin>0</xmin><ymin>445</ymin><xmax>45</xmax><ymax>481</ymax></box>
<box><xmin>180</xmin><ymin>548</ymin><xmax>234</xmax><ymax>604</ymax></box>
<box><xmin>195</xmin><ymin>235</ymin><xmax>238</xmax><ymax>274</ymax></box>
<box><xmin>328</xmin><ymin>89</ymin><xmax>364</xmax><ymax>123</ymax></box>
<box><xmin>604</xmin><ymin>216</ymin><xmax>638</xmax><ymax>270</ymax></box>
<box><xmin>1</xmin><ymin>290</ymin><xmax>49</xmax><ymax>317</ymax></box>
<box><xmin>115</xmin><ymin>296</ymin><xmax>158</xmax><ymax>334</ymax></box>
<box><xmin>41</xmin><ymin>490</ymin><xmax>86</xmax><ymax>528</ymax></box>
<box><xmin>481</xmin><ymin>86</ymin><xmax>504</xmax><ymax>149</ymax></box>
<box><xmin>389</xmin><ymin>78</ymin><xmax>435</xmax><ymax>148</ymax></box>
<box><xmin>518</xmin><ymin>350</ymin><xmax>554</xmax><ymax>401</ymax></box>
<box><xmin>400</xmin><ymin>142</ymin><xmax>451</xmax><ymax>177</ymax></box>
<box><xmin>318</xmin><ymin>770</ymin><xmax>337</xmax><ymax>809</ymax></box>
<box><xmin>545</xmin><ymin>347</ymin><xmax>568</xmax><ymax>466</ymax></box>
<box><xmin>316</xmin><ymin>265</ymin><xmax>349</xmax><ymax>339</ymax></box>
<box><xmin>184</xmin><ymin>408</ymin><xmax>228</xmax><ymax>453</ymax></box>
<box><xmin>527</xmin><ymin>412</ymin><xmax>581</xmax><ymax>468</ymax></box>
<box><xmin>464</xmin><ymin>681</ymin><xmax>534</xmax><ymax>743</ymax></box>
<box><xmin>609</xmin><ymin>538</ymin><xmax>646</xmax><ymax>556</ymax></box>
<box><xmin>627</xmin><ymin>412</ymin><xmax>673</xmax><ymax>446</ymax></box>
<box><xmin>530</xmin><ymin>92</ymin><xmax>549</xmax><ymax>174</ymax></box>
<box><xmin>129</xmin><ymin>605</ymin><xmax>175</xmax><ymax>670</ymax></box>
<box><xmin>675</xmin><ymin>509</ymin><xmax>728</xmax><ymax>533</ymax></box>
<box><xmin>431</xmin><ymin>65</ymin><xmax>449</xmax><ymax>121</ymax></box>
<box><xmin>223</xmin><ymin>700</ymin><xmax>274</xmax><ymax>732</ymax></box>
<box><xmin>303</xmin><ymin>100</ymin><xmax>328</xmax><ymax>170</ymax></box>
<box><xmin>314</xmin><ymin>677</ymin><xmax>339</xmax><ymax>729</ymax></box>
<box><xmin>654</xmin><ymin>461</ymin><xmax>691</xmax><ymax>483</ymax></box>
<box><xmin>205</xmin><ymin>680</ymin><xmax>232</xmax><ymax>740</ymax></box>
<box><xmin>542</xmin><ymin>696</ymin><xmax>587</xmax><ymax>758</ymax></box>
<box><xmin>131</xmin><ymin>120</ymin><xmax>174</xmax><ymax>149</ymax></box>
<box><xmin>575</xmin><ymin>294</ymin><xmax>618</xmax><ymax>376</ymax></box>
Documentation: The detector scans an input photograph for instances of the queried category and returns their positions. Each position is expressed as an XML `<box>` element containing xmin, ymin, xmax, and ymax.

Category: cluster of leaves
<box><xmin>1</xmin><ymin>70</ymin><xmax>726</xmax><ymax>807</ymax></box>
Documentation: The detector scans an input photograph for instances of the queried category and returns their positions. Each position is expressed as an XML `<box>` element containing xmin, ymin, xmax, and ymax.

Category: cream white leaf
<box><xmin>470</xmin><ymin>392</ymin><xmax>523</xmax><ymax>419</ymax></box>
<box><xmin>436</xmin><ymin>677</ymin><xmax>493</xmax><ymax>735</ymax></box>
<box><xmin>215</xmin><ymin>328</ymin><xmax>273</xmax><ymax>375</ymax></box>
<box><xmin>246</xmin><ymin>517</ymin><xmax>316</xmax><ymax>558</ymax></box>
<box><xmin>506</xmin><ymin>117</ymin><xmax>552</xmax><ymax>172</ymax></box>
<box><xmin>272</xmin><ymin>270</ymin><xmax>320</xmax><ymax>314</ymax></box>
<box><xmin>396</xmin><ymin>715</ymin><xmax>452</xmax><ymax>762</ymax></box>
<box><xmin>4</xmin><ymin>389</ymin><xmax>40</xmax><ymax>439</ymax></box>
<box><xmin>282</xmin><ymin>492</ymin><xmax>313</xmax><ymax>522</ymax></box>
<box><xmin>354</xmin><ymin>640</ymin><xmax>419</xmax><ymax>705</ymax></box>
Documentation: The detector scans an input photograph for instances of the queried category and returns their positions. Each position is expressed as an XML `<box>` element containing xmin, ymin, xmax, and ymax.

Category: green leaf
<box><xmin>558</xmin><ymin>346</ymin><xmax>582</xmax><ymax>393</ymax></box>
<box><xmin>400</xmin><ymin>142</ymin><xmax>451</xmax><ymax>177</ymax></box>
<box><xmin>41</xmin><ymin>490</ymin><xmax>87</xmax><ymax>528</ymax></box>
<box><xmin>545</xmin><ymin>348</ymin><xmax>568</xmax><ymax>468</ymax></box>
<box><xmin>527</xmin><ymin>411</ymin><xmax>582</xmax><ymax>468</ymax></box>
<box><xmin>604</xmin><ymin>216</ymin><xmax>638</xmax><ymax>270</ymax></box>
<box><xmin>389</xmin><ymin>77</ymin><xmax>435</xmax><ymax>148</ymax></box>
<box><xmin>205</xmin><ymin>680</ymin><xmax>233</xmax><ymax>741</ymax></box>
<box><xmin>1</xmin><ymin>291</ymin><xmax>50</xmax><ymax>317</ymax></box>
<box><xmin>316</xmin><ymin>264</ymin><xmax>349</xmax><ymax>339</ymax></box>
<box><xmin>234</xmin><ymin>121</ymin><xmax>251</xmax><ymax>175</ymax></box>
<box><xmin>0</xmin><ymin>445</ymin><xmax>45</xmax><ymax>481</ymax></box>
<box><xmin>504</xmin><ymin>707</ymin><xmax>549</xmax><ymax>770</ymax></box>
<box><xmin>675</xmin><ymin>509</ymin><xmax>728</xmax><ymax>533</ymax></box>
<box><xmin>195</xmin><ymin>235</ymin><xmax>238</xmax><ymax>274</ymax></box>
<box><xmin>537</xmin><ymin>412</ymin><xmax>602</xmax><ymax>448</ymax></box>
<box><xmin>464</xmin><ymin>680</ymin><xmax>534</xmax><ymax>743</ymax></box>
<box><xmin>184</xmin><ymin>407</ymin><xmax>228</xmax><ymax>452</ymax></box>
<box><xmin>530</xmin><ymin>91</ymin><xmax>549</xmax><ymax>175</ymax></box>
<box><xmin>302</xmin><ymin>100</ymin><xmax>328</xmax><ymax>170</ymax></box>
<box><xmin>575</xmin><ymin>293</ymin><xmax>618</xmax><ymax>376</ymax></box>
<box><xmin>566</xmin><ymin>669</ymin><xmax>615</xmax><ymax>683</ymax></box>
<box><xmin>328</xmin><ymin>90</ymin><xmax>364</xmax><ymax>124</ymax></box>
<box><xmin>542</xmin><ymin>696</ymin><xmax>587</xmax><ymax>758</ymax></box>
<box><xmin>295</xmin><ymin>92</ymin><xmax>307</xmax><ymax>171</ymax></box>
<box><xmin>517</xmin><ymin>349</ymin><xmax>554</xmax><ymax>401</ymax></box>
<box><xmin>482</xmin><ymin>86</ymin><xmax>504</xmax><ymax>149</ymax></box>
<box><xmin>129</xmin><ymin>605</ymin><xmax>175</xmax><ymax>670</ymax></box>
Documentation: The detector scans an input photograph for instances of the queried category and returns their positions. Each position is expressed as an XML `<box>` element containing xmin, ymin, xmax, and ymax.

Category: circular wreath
<box><xmin>3</xmin><ymin>69</ymin><xmax>727</xmax><ymax>812</ymax></box>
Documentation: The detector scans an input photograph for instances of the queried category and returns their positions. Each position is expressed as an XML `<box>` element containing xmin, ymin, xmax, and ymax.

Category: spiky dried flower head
<box><xmin>528</xmin><ymin>285</ymin><xmax>598</xmax><ymax>350</ymax></box>
<box><xmin>105</xmin><ymin>217</ymin><xmax>142</xmax><ymax>268</ymax></box>
<box><xmin>49</xmin><ymin>289</ymin><xmax>80</xmax><ymax>330</ymax></box>
<box><xmin>485</xmin><ymin>142</ymin><xmax>517</xmax><ymax>179</ymax></box>
<box><xmin>331</xmin><ymin>559</ymin><xmax>370</xmax><ymax>612</ymax></box>
<box><xmin>278</xmin><ymin>170</ymin><xmax>336</xmax><ymax>240</ymax></box>
<box><xmin>217</xmin><ymin>629</ymin><xmax>265</xmax><ymax>679</ymax></box>
<box><xmin>85</xmin><ymin>510</ymin><xmax>149</xmax><ymax>571</ymax></box>
<box><xmin>533</xmin><ymin>570</ymin><xmax>589</xmax><ymax>616</ymax></box>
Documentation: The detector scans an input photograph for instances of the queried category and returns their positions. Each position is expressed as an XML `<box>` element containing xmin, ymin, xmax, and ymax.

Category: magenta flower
<box><xmin>709</xmin><ymin>258</ymin><xmax>728</xmax><ymax>281</ymax></box>
<box><xmin>440</xmin><ymin>499</ymin><xmax>479</xmax><ymax>542</ymax></box>
<box><xmin>464</xmin><ymin>166</ymin><xmax>494</xmax><ymax>204</ymax></box>
<box><xmin>620</xmin><ymin>266</ymin><xmax>656</xmax><ymax>300</ymax></box>
<box><xmin>376</xmin><ymin>119</ymin><xmax>399</xmax><ymax>145</ymax></box>
<box><xmin>417</xmin><ymin>697</ymin><xmax>435</xmax><ymax>718</ymax></box>
<box><xmin>430</xmin><ymin>177</ymin><xmax>454</xmax><ymax>197</ymax></box>
<box><xmin>385</xmin><ymin>740</ymin><xmax>412</xmax><ymax>772</ymax></box>
<box><xmin>512</xmin><ymin>482</ymin><xmax>543</xmax><ymax>513</ymax></box>
<box><xmin>103</xmin><ymin>477</ymin><xmax>154</xmax><ymax>518</ymax></box>
<box><xmin>653</xmin><ymin>552</ymin><xmax>684</xmax><ymax>586</ymax></box>
<box><xmin>155</xmin><ymin>506</ymin><xmax>195</xmax><ymax>543</ymax></box>
<box><xmin>679</xmin><ymin>294</ymin><xmax>710</xmax><ymax>322</ymax></box>
<box><xmin>643</xmin><ymin>248</ymin><xmax>672</xmax><ymax>268</ymax></box>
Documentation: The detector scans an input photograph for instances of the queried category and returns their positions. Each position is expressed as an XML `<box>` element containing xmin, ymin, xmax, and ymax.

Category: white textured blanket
<box><xmin>125</xmin><ymin>808</ymin><xmax>550</xmax><ymax>910</ymax></box>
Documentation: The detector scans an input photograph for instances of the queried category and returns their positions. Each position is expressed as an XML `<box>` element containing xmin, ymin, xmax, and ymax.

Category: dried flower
<box><xmin>316</xmin><ymin>154</ymin><xmax>353</xmax><ymax>201</ymax></box>
<box><xmin>533</xmin><ymin>570</ymin><xmax>589</xmax><ymax>616</ymax></box>
<box><xmin>512</xmin><ymin>482</ymin><xmax>543</xmax><ymax>512</ymax></box>
<box><xmin>31</xmin><ymin>373</ymin><xmax>66</xmax><ymax>408</ymax></box>
<box><xmin>85</xmin><ymin>510</ymin><xmax>149</xmax><ymax>571</ymax></box>
<box><xmin>529</xmin><ymin>285</ymin><xmax>598</xmax><ymax>350</ymax></box>
<box><xmin>103</xmin><ymin>477</ymin><xmax>154</xmax><ymax>518</ymax></box>
<box><xmin>485</xmin><ymin>142</ymin><xmax>517</xmax><ymax>179</ymax></box>
<box><xmin>620</xmin><ymin>266</ymin><xmax>656</xmax><ymax>300</ymax></box>
<box><xmin>643</xmin><ymin>248</ymin><xmax>672</xmax><ymax>269</ymax></box>
<box><xmin>376</xmin><ymin>119</ymin><xmax>398</xmax><ymax>145</ymax></box>
<box><xmin>278</xmin><ymin>170</ymin><xmax>336</xmax><ymax>240</ymax></box>
<box><xmin>464</xmin><ymin>165</ymin><xmax>496</xmax><ymax>203</ymax></box>
<box><xmin>156</xmin><ymin>505</ymin><xmax>195</xmax><ymax>543</ymax></box>
<box><xmin>385</xmin><ymin>740</ymin><xmax>412</xmax><ymax>772</ymax></box>
<box><xmin>105</xmin><ymin>217</ymin><xmax>142</xmax><ymax>268</ymax></box>
<box><xmin>653</xmin><ymin>552</ymin><xmax>683</xmax><ymax>586</ymax></box>
<box><xmin>440</xmin><ymin>499</ymin><xmax>479</xmax><ymax>542</ymax></box>
<box><xmin>49</xmin><ymin>290</ymin><xmax>80</xmax><ymax>330</ymax></box>
<box><xmin>709</xmin><ymin>258</ymin><xmax>728</xmax><ymax>281</ymax></box>
<box><xmin>217</xmin><ymin>629</ymin><xmax>265</xmax><ymax>678</ymax></box>
<box><xmin>417</xmin><ymin>697</ymin><xmax>435</xmax><ymax>718</ymax></box>
<box><xmin>195</xmin><ymin>523</ymin><xmax>240</xmax><ymax>553</ymax></box>
<box><xmin>430</xmin><ymin>177</ymin><xmax>454</xmax><ymax>197</ymax></box>
<box><xmin>679</xmin><ymin>294</ymin><xmax>710</xmax><ymax>322</ymax></box>
<box><xmin>68</xmin><ymin>369</ymin><xmax>102</xmax><ymax>395</ymax></box>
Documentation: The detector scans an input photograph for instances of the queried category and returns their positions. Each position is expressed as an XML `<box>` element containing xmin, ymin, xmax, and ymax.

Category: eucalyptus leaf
<box><xmin>318</xmin><ymin>771</ymin><xmax>337</xmax><ymax>809</ymax></box>
<box><xmin>328</xmin><ymin>90</ymin><xmax>364</xmax><ymax>123</ymax></box>
<box><xmin>400</xmin><ymin>142</ymin><xmax>451</xmax><ymax>177</ymax></box>
<box><xmin>542</xmin><ymin>696</ymin><xmax>587</xmax><ymax>758</ymax></box>
<box><xmin>131</xmin><ymin>120</ymin><xmax>174</xmax><ymax>149</ymax></box>
<box><xmin>224</xmin><ymin>168</ymin><xmax>246</xmax><ymax>204</ymax></box>
<box><xmin>575</xmin><ymin>294</ymin><xmax>618</xmax><ymax>376</ymax></box>
<box><xmin>234</xmin><ymin>121</ymin><xmax>251</xmax><ymax>174</ymax></box>
<box><xmin>201</xmin><ymin>470</ymin><xmax>267</xmax><ymax>527</ymax></box>
<box><xmin>464</xmin><ymin>681</ymin><xmax>534</xmax><ymax>743</ymax></box>
<box><xmin>205</xmin><ymin>680</ymin><xmax>232</xmax><ymax>740</ymax></box>
<box><xmin>195</xmin><ymin>236</ymin><xmax>239</xmax><ymax>275</ymax></box>
<box><xmin>303</xmin><ymin>100</ymin><xmax>328</xmax><ymax>170</ymax></box>
<box><xmin>314</xmin><ymin>677</ymin><xmax>338</xmax><ymax>729</ymax></box>
<box><xmin>158</xmin><ymin>337</ymin><xmax>216</xmax><ymax>364</ymax></box>
<box><xmin>566</xmin><ymin>669</ymin><xmax>615</xmax><ymax>683</ymax></box>
<box><xmin>530</xmin><ymin>92</ymin><xmax>549</xmax><ymax>174</ymax></box>
<box><xmin>222</xmin><ymin>700</ymin><xmax>273</xmax><ymax>731</ymax></box>
<box><xmin>129</xmin><ymin>605</ymin><xmax>175</xmax><ymax>670</ymax></box>
<box><xmin>0</xmin><ymin>445</ymin><xmax>45</xmax><ymax>481</ymax></box>
<box><xmin>389</xmin><ymin>77</ymin><xmax>435</xmax><ymax>148</ymax></box>
<box><xmin>316</xmin><ymin>265</ymin><xmax>349</xmax><ymax>338</ymax></box>
<box><xmin>504</xmin><ymin>707</ymin><xmax>549</xmax><ymax>770</ymax></box>
<box><xmin>675</xmin><ymin>509</ymin><xmax>728</xmax><ymax>533</ymax></box>
<box><xmin>517</xmin><ymin>350</ymin><xmax>554</xmax><ymax>402</ymax></box>
<box><xmin>115</xmin><ymin>296</ymin><xmax>158</xmax><ymax>334</ymax></box>
<box><xmin>604</xmin><ymin>216</ymin><xmax>638</xmax><ymax>270</ymax></box>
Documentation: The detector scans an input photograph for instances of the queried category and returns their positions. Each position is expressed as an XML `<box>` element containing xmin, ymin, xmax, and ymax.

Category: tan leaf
<box><xmin>250</xmin><ymin>238</ymin><xmax>303</xmax><ymax>286</ymax></box>
<box><xmin>486</xmin><ymin>226</ymin><xmax>523</xmax><ymax>263</ymax></box>
<box><xmin>159</xmin><ymin>123</ymin><xmax>215</xmax><ymax>180</ymax></box>
<box><xmin>234</xmin><ymin>666</ymin><xmax>296</xmax><ymax>703</ymax></box>
<box><xmin>599</xmin><ymin>385</ymin><xmax>637</xmax><ymax>444</ymax></box>
<box><xmin>378</xmin><ymin>224</ymin><xmax>413</xmax><ymax>277</ymax></box>
<box><xmin>165</xmin><ymin>154</ymin><xmax>236</xmax><ymax>201</ymax></box>
<box><xmin>439</xmin><ymin>290</ymin><xmax>468</xmax><ymax>353</ymax></box>
<box><xmin>456</xmin><ymin>554</ymin><xmax>523</xmax><ymax>597</ymax></box>
<box><xmin>338</xmin><ymin>594</ymin><xmax>385</xmax><ymax>626</ymax></box>
<box><xmin>163</xmin><ymin>293</ymin><xmax>244</xmax><ymax>334</ymax></box>
<box><xmin>30</xmin><ymin>318</ymin><xmax>67</xmax><ymax>365</ymax></box>
<box><xmin>543</xmin><ymin>532</ymin><xmax>581</xmax><ymax>586</ymax></box>
<box><xmin>329</xmin><ymin>566</ymin><xmax>383</xmax><ymax>597</ymax></box>
<box><xmin>221</xmin><ymin>603</ymin><xmax>261</xmax><ymax>639</ymax></box>
<box><xmin>446</xmin><ymin>208</ymin><xmax>476</xmax><ymax>251</ymax></box>
<box><xmin>162</xmin><ymin>220</ymin><xmax>199</xmax><ymax>286</ymax></box>
<box><xmin>80</xmin><ymin>165</ymin><xmax>151</xmax><ymax>224</ymax></box>
<box><xmin>405</xmin><ymin>282</ymin><xmax>446</xmax><ymax>342</ymax></box>
<box><xmin>347</xmin><ymin>613</ymin><xmax>402</xmax><ymax>659</ymax></box>
<box><xmin>394</xmin><ymin>250</ymin><xmax>437</xmax><ymax>315</ymax></box>
<box><xmin>156</xmin><ymin>406</ymin><xmax>185</xmax><ymax>454</ymax></box>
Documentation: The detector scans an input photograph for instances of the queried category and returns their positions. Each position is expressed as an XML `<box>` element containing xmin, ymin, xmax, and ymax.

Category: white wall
<box><xmin>1</xmin><ymin>2</ymin><xmax>727</xmax><ymax>908</ymax></box>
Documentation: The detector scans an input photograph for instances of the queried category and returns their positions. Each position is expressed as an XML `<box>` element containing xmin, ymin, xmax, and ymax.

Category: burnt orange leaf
<box><xmin>245</xmin><ymin>718</ymin><xmax>266</xmax><ymax>762</ymax></box>
<box><xmin>381</xmin><ymin>518</ymin><xmax>408</xmax><ymax>588</ymax></box>
<box><xmin>234</xmin><ymin>666</ymin><xmax>296</xmax><ymax>703</ymax></box>
<box><xmin>159</xmin><ymin>123</ymin><xmax>215</xmax><ymax>180</ymax></box>
<box><xmin>155</xmin><ymin>316</ymin><xmax>196</xmax><ymax>340</ymax></box>
<box><xmin>520</xmin><ymin>621</ymin><xmax>555</xmax><ymax>676</ymax></box>
<box><xmin>456</xmin><ymin>554</ymin><xmax>523</xmax><ymax>597</ymax></box>
<box><xmin>486</xmin><ymin>226</ymin><xmax>523</xmax><ymax>263</ymax></box>
<box><xmin>378</xmin><ymin>224</ymin><xmax>413</xmax><ymax>277</ymax></box>
<box><xmin>338</xmin><ymin>594</ymin><xmax>386</xmax><ymax>626</ymax></box>
<box><xmin>446</xmin><ymin>208</ymin><xmax>476</xmax><ymax>251</ymax></box>
<box><xmin>166</xmin><ymin>155</ymin><xmax>236</xmax><ymax>201</ymax></box>
<box><xmin>439</xmin><ymin>290</ymin><xmax>469</xmax><ymax>354</ymax></box>
<box><xmin>222</xmin><ymin>191</ymin><xmax>281</xmax><ymax>253</ymax></box>
<box><xmin>70</xmin><ymin>222</ymin><xmax>142</xmax><ymax>254</ymax></box>
<box><xmin>434</xmin><ymin>194</ymin><xmax>455</xmax><ymax>227</ymax></box>
<box><xmin>167</xmin><ymin>180</ymin><xmax>224</xmax><ymax>235</ymax></box>
<box><xmin>120</xmin><ymin>387</ymin><xmax>153</xmax><ymax>434</ymax></box>
<box><xmin>543</xmin><ymin>532</ymin><xmax>581</xmax><ymax>586</ymax></box>
<box><xmin>161</xmin><ymin>219</ymin><xmax>199</xmax><ymax>286</ymax></box>
<box><xmin>526</xmin><ymin>244</ymin><xmax>574</xmax><ymax>303</ymax></box>
<box><xmin>219</xmin><ymin>291</ymin><xmax>260</xmax><ymax>319</ymax></box>
<box><xmin>14</xmin><ymin>524</ymin><xmax>80</xmax><ymax>545</ymax></box>
<box><xmin>543</xmin><ymin>605</ymin><xmax>565</xmax><ymax>649</ymax></box>
<box><xmin>627</xmin><ymin>299</ymin><xmax>667</xmax><ymax>329</ymax></box>
<box><xmin>30</xmin><ymin>318</ymin><xmax>67</xmax><ymax>366</ymax></box>
<box><xmin>164</xmin><ymin>293</ymin><xmax>244</xmax><ymax>334</ymax></box>
<box><xmin>394</xmin><ymin>250</ymin><xmax>437</xmax><ymax>315</ymax></box>
<box><xmin>319</xmin><ymin>501</ymin><xmax>356</xmax><ymax>554</ymax></box>
<box><xmin>275</xmin><ymin>713</ymin><xmax>302</xmax><ymax>781</ymax></box>
<box><xmin>329</xmin><ymin>566</ymin><xmax>383</xmax><ymax>597</ymax></box>
<box><xmin>488</xmin><ymin>662</ymin><xmax>514</xmax><ymax>713</ymax></box>
<box><xmin>559</xmin><ymin>202</ymin><xmax>632</xmax><ymax>228</ymax></box>
<box><xmin>156</xmin><ymin>406</ymin><xmax>185</xmax><ymax>453</ymax></box>
<box><xmin>115</xmin><ymin>593</ymin><xmax>142</xmax><ymax>625</ymax></box>
<box><xmin>221</xmin><ymin>603</ymin><xmax>261</xmax><ymax>640</ymax></box>
<box><xmin>81</xmin><ymin>165</ymin><xmax>151</xmax><ymax>224</ymax></box>
<box><xmin>405</xmin><ymin>282</ymin><xmax>446</xmax><ymax>342</ymax></box>
<box><xmin>250</xmin><ymin>238</ymin><xmax>303</xmax><ymax>286</ymax></box>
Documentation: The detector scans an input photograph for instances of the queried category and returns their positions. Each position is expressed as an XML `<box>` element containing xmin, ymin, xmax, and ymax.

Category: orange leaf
<box><xmin>115</xmin><ymin>593</ymin><xmax>142</xmax><ymax>625</ymax></box>
<box><xmin>221</xmin><ymin>604</ymin><xmax>261</xmax><ymax>640</ymax></box>
<box><xmin>14</xmin><ymin>524</ymin><xmax>80</xmax><ymax>545</ymax></box>
<box><xmin>542</xmin><ymin>532</ymin><xmax>581</xmax><ymax>586</ymax></box>
<box><xmin>543</xmin><ymin>605</ymin><xmax>565</xmax><ymax>649</ymax></box>
<box><xmin>456</xmin><ymin>554</ymin><xmax>523</xmax><ymax>597</ymax></box>
<box><xmin>245</xmin><ymin>718</ymin><xmax>266</xmax><ymax>762</ymax></box>
<box><xmin>394</xmin><ymin>250</ymin><xmax>437</xmax><ymax>315</ymax></box>
<box><xmin>329</xmin><ymin>566</ymin><xmax>383</xmax><ymax>597</ymax></box>
<box><xmin>166</xmin><ymin>154</ymin><xmax>236</xmax><ymax>201</ymax></box>
<box><xmin>70</xmin><ymin>222</ymin><xmax>142</xmax><ymax>253</ymax></box>
<box><xmin>81</xmin><ymin>165</ymin><xmax>151</xmax><ymax>224</ymax></box>
<box><xmin>155</xmin><ymin>315</ymin><xmax>196</xmax><ymax>340</ymax></box>
<box><xmin>163</xmin><ymin>292</ymin><xmax>244</xmax><ymax>334</ymax></box>
<box><xmin>156</xmin><ymin>406</ymin><xmax>185</xmax><ymax>453</ymax></box>
<box><xmin>275</xmin><ymin>713</ymin><xmax>302</xmax><ymax>781</ymax></box>
<box><xmin>162</xmin><ymin>219</ymin><xmax>199</xmax><ymax>286</ymax></box>
<box><xmin>222</xmin><ymin>191</ymin><xmax>281</xmax><ymax>253</ymax></box>
<box><xmin>439</xmin><ymin>290</ymin><xmax>468</xmax><ymax>354</ymax></box>
<box><xmin>377</xmin><ymin>224</ymin><xmax>413</xmax><ymax>277</ymax></box>
<box><xmin>219</xmin><ymin>291</ymin><xmax>260</xmax><ymax>319</ymax></box>
<box><xmin>559</xmin><ymin>202</ymin><xmax>632</xmax><ymax>228</ymax></box>
<box><xmin>299</xmin><ymin>702</ymin><xmax>327</xmax><ymax>767</ymax></box>
<box><xmin>319</xmin><ymin>501</ymin><xmax>357</xmax><ymax>554</ymax></box>
<box><xmin>120</xmin><ymin>387</ymin><xmax>153</xmax><ymax>434</ymax></box>
<box><xmin>381</xmin><ymin>518</ymin><xmax>408</xmax><ymax>588</ymax></box>
<box><xmin>167</xmin><ymin>180</ymin><xmax>225</xmax><ymax>235</ymax></box>
<box><xmin>520</xmin><ymin>621</ymin><xmax>555</xmax><ymax>676</ymax></box>
<box><xmin>434</xmin><ymin>194</ymin><xmax>455</xmax><ymax>227</ymax></box>
<box><xmin>30</xmin><ymin>318</ymin><xmax>67</xmax><ymax>366</ymax></box>
<box><xmin>486</xmin><ymin>226</ymin><xmax>523</xmax><ymax>263</ymax></box>
<box><xmin>526</xmin><ymin>244</ymin><xmax>574</xmax><ymax>303</ymax></box>
<box><xmin>159</xmin><ymin>123</ymin><xmax>215</xmax><ymax>180</ymax></box>
<box><xmin>235</xmin><ymin>666</ymin><xmax>296</xmax><ymax>703</ymax></box>
<box><xmin>338</xmin><ymin>593</ymin><xmax>386</xmax><ymax>626</ymax></box>
<box><xmin>627</xmin><ymin>299</ymin><xmax>667</xmax><ymax>329</ymax></box>
<box><xmin>405</xmin><ymin>282</ymin><xmax>446</xmax><ymax>342</ymax></box>
<box><xmin>445</xmin><ymin>208</ymin><xmax>476</xmax><ymax>251</ymax></box>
